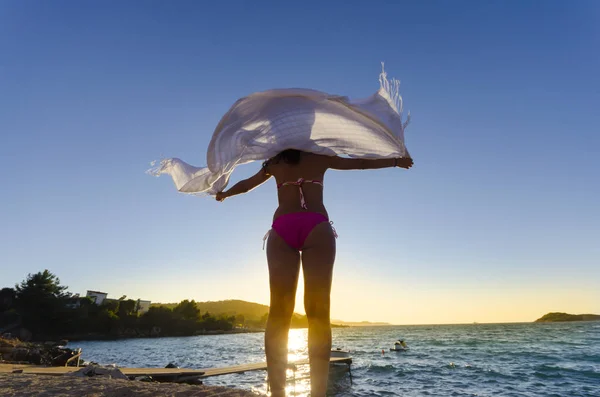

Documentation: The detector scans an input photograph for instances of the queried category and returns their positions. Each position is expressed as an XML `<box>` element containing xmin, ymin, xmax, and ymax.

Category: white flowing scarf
<box><xmin>148</xmin><ymin>63</ymin><xmax>411</xmax><ymax>195</ymax></box>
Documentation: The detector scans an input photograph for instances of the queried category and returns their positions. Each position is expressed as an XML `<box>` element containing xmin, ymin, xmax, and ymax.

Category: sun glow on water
<box><xmin>252</xmin><ymin>329</ymin><xmax>312</xmax><ymax>396</ymax></box>
<box><xmin>286</xmin><ymin>328</ymin><xmax>311</xmax><ymax>396</ymax></box>
<box><xmin>287</xmin><ymin>328</ymin><xmax>308</xmax><ymax>361</ymax></box>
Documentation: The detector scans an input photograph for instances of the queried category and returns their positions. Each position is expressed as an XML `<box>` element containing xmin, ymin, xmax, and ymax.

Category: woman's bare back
<box><xmin>266</xmin><ymin>152</ymin><xmax>329</xmax><ymax>221</ymax></box>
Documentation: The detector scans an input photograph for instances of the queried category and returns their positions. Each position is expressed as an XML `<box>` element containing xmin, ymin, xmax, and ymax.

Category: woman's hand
<box><xmin>215</xmin><ymin>192</ymin><xmax>227</xmax><ymax>202</ymax></box>
<box><xmin>395</xmin><ymin>157</ymin><xmax>414</xmax><ymax>169</ymax></box>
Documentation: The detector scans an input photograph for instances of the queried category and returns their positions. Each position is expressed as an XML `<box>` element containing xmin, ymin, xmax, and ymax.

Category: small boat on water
<box><xmin>390</xmin><ymin>340</ymin><xmax>408</xmax><ymax>352</ymax></box>
<box><xmin>330</xmin><ymin>347</ymin><xmax>351</xmax><ymax>358</ymax></box>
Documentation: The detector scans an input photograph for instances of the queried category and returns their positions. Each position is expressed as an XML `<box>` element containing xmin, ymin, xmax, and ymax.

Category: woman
<box><xmin>215</xmin><ymin>149</ymin><xmax>413</xmax><ymax>397</ymax></box>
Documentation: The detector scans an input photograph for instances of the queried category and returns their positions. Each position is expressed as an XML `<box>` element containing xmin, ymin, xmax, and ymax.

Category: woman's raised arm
<box><xmin>327</xmin><ymin>156</ymin><xmax>413</xmax><ymax>170</ymax></box>
<box><xmin>216</xmin><ymin>169</ymin><xmax>271</xmax><ymax>201</ymax></box>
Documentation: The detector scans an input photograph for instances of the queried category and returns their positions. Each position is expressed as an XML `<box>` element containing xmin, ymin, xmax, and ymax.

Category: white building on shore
<box><xmin>86</xmin><ymin>290</ymin><xmax>108</xmax><ymax>305</ymax></box>
<box><xmin>85</xmin><ymin>290</ymin><xmax>151</xmax><ymax>314</ymax></box>
<box><xmin>136</xmin><ymin>299</ymin><xmax>151</xmax><ymax>314</ymax></box>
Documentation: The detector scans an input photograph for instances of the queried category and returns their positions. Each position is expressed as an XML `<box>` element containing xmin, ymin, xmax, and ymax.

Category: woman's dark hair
<box><xmin>262</xmin><ymin>149</ymin><xmax>301</xmax><ymax>173</ymax></box>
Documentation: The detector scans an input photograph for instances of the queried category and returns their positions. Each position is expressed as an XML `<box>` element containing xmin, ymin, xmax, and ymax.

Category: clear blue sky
<box><xmin>1</xmin><ymin>1</ymin><xmax>598</xmax><ymax>323</ymax></box>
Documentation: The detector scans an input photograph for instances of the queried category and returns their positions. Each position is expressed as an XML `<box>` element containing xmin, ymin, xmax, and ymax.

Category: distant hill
<box><xmin>153</xmin><ymin>299</ymin><xmax>385</xmax><ymax>326</ymax></box>
<box><xmin>535</xmin><ymin>312</ymin><xmax>600</xmax><ymax>322</ymax></box>
<box><xmin>197</xmin><ymin>300</ymin><xmax>270</xmax><ymax>320</ymax></box>
<box><xmin>154</xmin><ymin>300</ymin><xmax>269</xmax><ymax>321</ymax></box>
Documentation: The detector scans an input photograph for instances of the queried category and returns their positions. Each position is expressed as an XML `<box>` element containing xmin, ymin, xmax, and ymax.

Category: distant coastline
<box><xmin>2</xmin><ymin>270</ymin><xmax>376</xmax><ymax>344</ymax></box>
<box><xmin>331</xmin><ymin>320</ymin><xmax>391</xmax><ymax>327</ymax></box>
<box><xmin>535</xmin><ymin>312</ymin><xmax>600</xmax><ymax>322</ymax></box>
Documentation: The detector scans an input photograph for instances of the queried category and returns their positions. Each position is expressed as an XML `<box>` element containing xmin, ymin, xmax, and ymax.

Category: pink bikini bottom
<box><xmin>269</xmin><ymin>212</ymin><xmax>335</xmax><ymax>250</ymax></box>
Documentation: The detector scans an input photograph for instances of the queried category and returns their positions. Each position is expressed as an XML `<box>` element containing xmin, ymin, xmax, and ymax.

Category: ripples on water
<box><xmin>72</xmin><ymin>322</ymin><xmax>600</xmax><ymax>396</ymax></box>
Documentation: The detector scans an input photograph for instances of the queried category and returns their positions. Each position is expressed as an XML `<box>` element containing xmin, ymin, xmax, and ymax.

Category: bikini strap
<box><xmin>276</xmin><ymin>178</ymin><xmax>323</xmax><ymax>188</ymax></box>
<box><xmin>262</xmin><ymin>229</ymin><xmax>271</xmax><ymax>250</ymax></box>
<box><xmin>330</xmin><ymin>221</ymin><xmax>338</xmax><ymax>238</ymax></box>
<box><xmin>277</xmin><ymin>178</ymin><xmax>323</xmax><ymax>210</ymax></box>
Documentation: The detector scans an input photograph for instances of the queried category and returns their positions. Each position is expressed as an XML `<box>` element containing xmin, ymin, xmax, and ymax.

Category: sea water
<box><xmin>72</xmin><ymin>322</ymin><xmax>599</xmax><ymax>396</ymax></box>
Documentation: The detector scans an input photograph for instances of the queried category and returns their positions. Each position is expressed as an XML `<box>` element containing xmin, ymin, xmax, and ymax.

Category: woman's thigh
<box><xmin>266</xmin><ymin>229</ymin><xmax>301</xmax><ymax>311</ymax></box>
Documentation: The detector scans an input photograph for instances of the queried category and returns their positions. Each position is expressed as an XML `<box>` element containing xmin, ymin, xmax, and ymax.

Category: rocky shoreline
<box><xmin>0</xmin><ymin>336</ymin><xmax>261</xmax><ymax>396</ymax></box>
<box><xmin>0</xmin><ymin>373</ymin><xmax>258</xmax><ymax>397</ymax></box>
<box><xmin>0</xmin><ymin>337</ymin><xmax>81</xmax><ymax>366</ymax></box>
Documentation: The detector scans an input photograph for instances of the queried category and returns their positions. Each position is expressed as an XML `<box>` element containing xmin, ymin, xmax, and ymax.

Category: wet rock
<box><xmin>51</xmin><ymin>349</ymin><xmax>76</xmax><ymax>366</ymax></box>
<box><xmin>67</xmin><ymin>365</ymin><xmax>129</xmax><ymax>380</ymax></box>
<box><xmin>150</xmin><ymin>326</ymin><xmax>161</xmax><ymax>337</ymax></box>
<box><xmin>11</xmin><ymin>348</ymin><xmax>30</xmax><ymax>362</ymax></box>
<box><xmin>122</xmin><ymin>328</ymin><xmax>137</xmax><ymax>337</ymax></box>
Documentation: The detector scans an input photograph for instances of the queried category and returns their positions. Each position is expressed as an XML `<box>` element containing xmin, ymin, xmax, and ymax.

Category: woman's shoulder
<box><xmin>303</xmin><ymin>152</ymin><xmax>332</xmax><ymax>168</ymax></box>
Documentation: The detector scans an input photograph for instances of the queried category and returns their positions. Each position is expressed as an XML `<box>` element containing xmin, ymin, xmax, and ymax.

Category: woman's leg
<box><xmin>266</xmin><ymin>230</ymin><xmax>301</xmax><ymax>396</ymax></box>
<box><xmin>301</xmin><ymin>222</ymin><xmax>336</xmax><ymax>397</ymax></box>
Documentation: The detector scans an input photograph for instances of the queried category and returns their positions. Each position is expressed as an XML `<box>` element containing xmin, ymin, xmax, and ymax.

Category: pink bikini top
<box><xmin>277</xmin><ymin>178</ymin><xmax>323</xmax><ymax>209</ymax></box>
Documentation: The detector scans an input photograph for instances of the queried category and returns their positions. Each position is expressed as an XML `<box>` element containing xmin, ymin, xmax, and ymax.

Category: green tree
<box><xmin>140</xmin><ymin>306</ymin><xmax>177</xmax><ymax>334</ymax></box>
<box><xmin>93</xmin><ymin>307</ymin><xmax>120</xmax><ymax>335</ymax></box>
<box><xmin>235</xmin><ymin>314</ymin><xmax>245</xmax><ymax>327</ymax></box>
<box><xmin>0</xmin><ymin>287</ymin><xmax>18</xmax><ymax>328</ymax></box>
<box><xmin>15</xmin><ymin>270</ymin><xmax>69</xmax><ymax>301</ymax></box>
<box><xmin>174</xmin><ymin>300</ymin><xmax>200</xmax><ymax>321</ymax></box>
<box><xmin>118</xmin><ymin>299</ymin><xmax>137</xmax><ymax>317</ymax></box>
<box><xmin>102</xmin><ymin>299</ymin><xmax>119</xmax><ymax>313</ymax></box>
<box><xmin>14</xmin><ymin>270</ymin><xmax>71</xmax><ymax>337</ymax></box>
<box><xmin>0</xmin><ymin>287</ymin><xmax>16</xmax><ymax>312</ymax></box>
